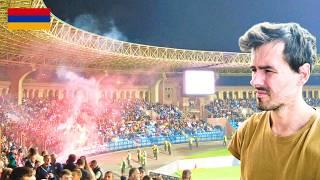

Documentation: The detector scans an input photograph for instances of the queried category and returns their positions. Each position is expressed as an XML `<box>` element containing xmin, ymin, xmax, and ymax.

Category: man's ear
<box><xmin>298</xmin><ymin>63</ymin><xmax>311</xmax><ymax>85</ymax></box>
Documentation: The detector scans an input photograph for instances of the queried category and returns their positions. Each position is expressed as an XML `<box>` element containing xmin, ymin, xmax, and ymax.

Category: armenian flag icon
<box><xmin>7</xmin><ymin>8</ymin><xmax>51</xmax><ymax>30</ymax></box>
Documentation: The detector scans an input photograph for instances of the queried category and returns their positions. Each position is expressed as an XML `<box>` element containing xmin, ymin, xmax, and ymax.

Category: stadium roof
<box><xmin>0</xmin><ymin>0</ymin><xmax>320</xmax><ymax>73</ymax></box>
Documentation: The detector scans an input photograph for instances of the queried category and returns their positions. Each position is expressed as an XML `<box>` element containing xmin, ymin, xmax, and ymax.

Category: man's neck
<box><xmin>270</xmin><ymin>100</ymin><xmax>315</xmax><ymax>137</ymax></box>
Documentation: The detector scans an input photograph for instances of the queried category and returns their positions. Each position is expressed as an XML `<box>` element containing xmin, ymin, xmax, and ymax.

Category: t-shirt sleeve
<box><xmin>228</xmin><ymin>118</ymin><xmax>251</xmax><ymax>160</ymax></box>
<box><xmin>228</xmin><ymin>131</ymin><xmax>241</xmax><ymax>160</ymax></box>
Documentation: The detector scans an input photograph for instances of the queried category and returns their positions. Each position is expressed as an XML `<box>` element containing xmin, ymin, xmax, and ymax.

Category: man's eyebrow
<box><xmin>250</xmin><ymin>65</ymin><xmax>275</xmax><ymax>70</ymax></box>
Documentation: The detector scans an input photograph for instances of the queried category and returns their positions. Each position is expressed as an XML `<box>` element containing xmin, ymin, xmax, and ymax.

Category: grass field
<box><xmin>176</xmin><ymin>147</ymin><xmax>240</xmax><ymax>180</ymax></box>
<box><xmin>186</xmin><ymin>147</ymin><xmax>231</xmax><ymax>159</ymax></box>
<box><xmin>176</xmin><ymin>166</ymin><xmax>240</xmax><ymax>180</ymax></box>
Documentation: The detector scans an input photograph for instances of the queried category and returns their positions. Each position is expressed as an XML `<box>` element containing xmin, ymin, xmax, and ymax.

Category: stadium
<box><xmin>1</xmin><ymin>0</ymin><xmax>320</xmax><ymax>180</ymax></box>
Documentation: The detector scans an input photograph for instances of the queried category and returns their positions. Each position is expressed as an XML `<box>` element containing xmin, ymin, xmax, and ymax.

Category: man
<box><xmin>24</xmin><ymin>147</ymin><xmax>37</xmax><ymax>170</ymax></box>
<box><xmin>228</xmin><ymin>22</ymin><xmax>320</xmax><ymax>180</ymax></box>
<box><xmin>35</xmin><ymin>155</ymin><xmax>56</xmax><ymax>180</ymax></box>
<box><xmin>137</xmin><ymin>148</ymin><xmax>142</xmax><ymax>162</ymax></box>
<box><xmin>128</xmin><ymin>167</ymin><xmax>140</xmax><ymax>180</ymax></box>
<box><xmin>120</xmin><ymin>159</ymin><xmax>126</xmax><ymax>176</ymax></box>
<box><xmin>167</xmin><ymin>141</ymin><xmax>172</xmax><ymax>155</ymax></box>
<box><xmin>188</xmin><ymin>137</ymin><xmax>193</xmax><ymax>150</ymax></box>
<box><xmin>76</xmin><ymin>158</ymin><xmax>91</xmax><ymax>180</ymax></box>
<box><xmin>223</xmin><ymin>135</ymin><xmax>227</xmax><ymax>146</ymax></box>
<box><xmin>63</xmin><ymin>154</ymin><xmax>77</xmax><ymax>171</ymax></box>
<box><xmin>126</xmin><ymin>151</ymin><xmax>132</xmax><ymax>168</ymax></box>
<box><xmin>10</xmin><ymin>167</ymin><xmax>35</xmax><ymax>180</ymax></box>
<box><xmin>152</xmin><ymin>145</ymin><xmax>159</xmax><ymax>160</ymax></box>
<box><xmin>7</xmin><ymin>146</ymin><xmax>17</xmax><ymax>169</ymax></box>
<box><xmin>103</xmin><ymin>171</ymin><xmax>114</xmax><ymax>180</ymax></box>
<box><xmin>71</xmin><ymin>168</ymin><xmax>82</xmax><ymax>180</ymax></box>
<box><xmin>194</xmin><ymin>137</ymin><xmax>199</xmax><ymax>148</ymax></box>
<box><xmin>59</xmin><ymin>169</ymin><xmax>73</xmax><ymax>180</ymax></box>
<box><xmin>163</xmin><ymin>140</ymin><xmax>168</xmax><ymax>152</ymax></box>
<box><xmin>138</xmin><ymin>167</ymin><xmax>145</xmax><ymax>180</ymax></box>
<box><xmin>51</xmin><ymin>154</ymin><xmax>63</xmax><ymax>179</ymax></box>
<box><xmin>90</xmin><ymin>160</ymin><xmax>103</xmax><ymax>180</ymax></box>
<box><xmin>181</xmin><ymin>169</ymin><xmax>192</xmax><ymax>180</ymax></box>
<box><xmin>141</xmin><ymin>151</ymin><xmax>147</xmax><ymax>168</ymax></box>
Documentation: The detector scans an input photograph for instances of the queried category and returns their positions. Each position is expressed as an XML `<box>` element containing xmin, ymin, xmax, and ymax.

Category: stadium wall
<box><xmin>0</xmin><ymin>81</ymin><xmax>10</xmax><ymax>96</ymax></box>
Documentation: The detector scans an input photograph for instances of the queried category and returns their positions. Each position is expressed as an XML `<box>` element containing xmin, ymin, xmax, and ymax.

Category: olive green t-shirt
<box><xmin>228</xmin><ymin>111</ymin><xmax>320</xmax><ymax>180</ymax></box>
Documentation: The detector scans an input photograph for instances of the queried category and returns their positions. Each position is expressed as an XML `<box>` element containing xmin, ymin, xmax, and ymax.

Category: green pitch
<box><xmin>176</xmin><ymin>166</ymin><xmax>240</xmax><ymax>180</ymax></box>
<box><xmin>186</xmin><ymin>147</ymin><xmax>231</xmax><ymax>159</ymax></box>
<box><xmin>175</xmin><ymin>147</ymin><xmax>240</xmax><ymax>179</ymax></box>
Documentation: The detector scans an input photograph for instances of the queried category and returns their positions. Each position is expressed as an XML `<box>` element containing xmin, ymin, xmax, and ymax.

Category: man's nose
<box><xmin>250</xmin><ymin>72</ymin><xmax>264</xmax><ymax>87</ymax></box>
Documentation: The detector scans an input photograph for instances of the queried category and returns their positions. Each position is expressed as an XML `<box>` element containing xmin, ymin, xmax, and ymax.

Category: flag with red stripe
<box><xmin>7</xmin><ymin>8</ymin><xmax>51</xmax><ymax>30</ymax></box>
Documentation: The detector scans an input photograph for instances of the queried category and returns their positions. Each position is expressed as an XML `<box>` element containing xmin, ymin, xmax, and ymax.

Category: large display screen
<box><xmin>183</xmin><ymin>70</ymin><xmax>215</xmax><ymax>95</ymax></box>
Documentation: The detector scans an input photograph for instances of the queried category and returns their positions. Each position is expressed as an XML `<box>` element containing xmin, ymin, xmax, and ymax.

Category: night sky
<box><xmin>44</xmin><ymin>0</ymin><xmax>320</xmax><ymax>52</ymax></box>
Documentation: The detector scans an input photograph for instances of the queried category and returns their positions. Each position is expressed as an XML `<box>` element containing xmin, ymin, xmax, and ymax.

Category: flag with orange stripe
<box><xmin>7</xmin><ymin>8</ymin><xmax>51</xmax><ymax>30</ymax></box>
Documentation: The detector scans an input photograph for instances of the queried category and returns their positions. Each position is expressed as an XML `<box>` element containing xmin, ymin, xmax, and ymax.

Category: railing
<box><xmin>134</xmin><ymin>130</ymin><xmax>224</xmax><ymax>147</ymax></box>
<box><xmin>75</xmin><ymin>130</ymin><xmax>224</xmax><ymax>155</ymax></box>
<box><xmin>149</xmin><ymin>171</ymin><xmax>179</xmax><ymax>180</ymax></box>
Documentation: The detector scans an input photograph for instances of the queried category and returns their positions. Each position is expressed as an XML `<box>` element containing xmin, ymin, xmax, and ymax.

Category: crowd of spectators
<box><xmin>1</xmin><ymin>94</ymin><xmax>320</xmax><ymax>179</ymax></box>
<box><xmin>2</xmin><ymin>95</ymin><xmax>319</xmax><ymax>155</ymax></box>
<box><xmin>0</xmin><ymin>95</ymin><xmax>214</xmax><ymax>155</ymax></box>
<box><xmin>206</xmin><ymin>98</ymin><xmax>320</xmax><ymax>129</ymax></box>
<box><xmin>305</xmin><ymin>97</ymin><xmax>320</xmax><ymax>107</ymax></box>
<box><xmin>0</xmin><ymin>94</ymin><xmax>210</xmax><ymax>179</ymax></box>
<box><xmin>205</xmin><ymin>99</ymin><xmax>258</xmax><ymax>125</ymax></box>
<box><xmin>0</xmin><ymin>144</ymin><xmax>137</xmax><ymax>180</ymax></box>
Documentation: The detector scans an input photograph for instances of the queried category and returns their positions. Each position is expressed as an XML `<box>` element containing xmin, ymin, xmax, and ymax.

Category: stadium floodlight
<box><xmin>183</xmin><ymin>70</ymin><xmax>215</xmax><ymax>95</ymax></box>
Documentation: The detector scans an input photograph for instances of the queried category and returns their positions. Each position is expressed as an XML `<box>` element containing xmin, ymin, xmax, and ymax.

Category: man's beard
<box><xmin>256</xmin><ymin>97</ymin><xmax>281</xmax><ymax>111</ymax></box>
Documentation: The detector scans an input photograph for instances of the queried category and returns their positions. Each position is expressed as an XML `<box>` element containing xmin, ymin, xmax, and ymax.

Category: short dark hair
<box><xmin>90</xmin><ymin>160</ymin><xmax>97</xmax><ymax>166</ymax></box>
<box><xmin>182</xmin><ymin>169</ymin><xmax>192</xmax><ymax>180</ymax></box>
<box><xmin>10</xmin><ymin>167</ymin><xmax>33</xmax><ymax>180</ymax></box>
<box><xmin>67</xmin><ymin>154</ymin><xmax>76</xmax><ymax>163</ymax></box>
<box><xmin>72</xmin><ymin>168</ymin><xmax>82</xmax><ymax>178</ymax></box>
<box><xmin>239</xmin><ymin>22</ymin><xmax>317</xmax><ymax>73</ymax></box>
<box><xmin>76</xmin><ymin>158</ymin><xmax>85</xmax><ymax>166</ymax></box>
<box><xmin>28</xmin><ymin>147</ymin><xmax>37</xmax><ymax>156</ymax></box>
<box><xmin>60</xmin><ymin>169</ymin><xmax>72</xmax><ymax>178</ymax></box>
<box><xmin>105</xmin><ymin>171</ymin><xmax>114</xmax><ymax>179</ymax></box>
<box><xmin>138</xmin><ymin>166</ymin><xmax>145</xmax><ymax>173</ymax></box>
<box><xmin>129</xmin><ymin>167</ymin><xmax>138</xmax><ymax>177</ymax></box>
<box><xmin>142</xmin><ymin>175</ymin><xmax>152</xmax><ymax>180</ymax></box>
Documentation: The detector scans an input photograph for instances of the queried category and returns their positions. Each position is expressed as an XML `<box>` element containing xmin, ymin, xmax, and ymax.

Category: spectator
<box><xmin>50</xmin><ymin>154</ymin><xmax>63</xmax><ymax>179</ymax></box>
<box><xmin>182</xmin><ymin>169</ymin><xmax>192</xmax><ymax>180</ymax></box>
<box><xmin>59</xmin><ymin>169</ymin><xmax>72</xmax><ymax>180</ymax></box>
<box><xmin>35</xmin><ymin>155</ymin><xmax>55</xmax><ymax>180</ymax></box>
<box><xmin>138</xmin><ymin>167</ymin><xmax>145</xmax><ymax>180</ymax></box>
<box><xmin>10</xmin><ymin>167</ymin><xmax>34</xmax><ymax>180</ymax></box>
<box><xmin>71</xmin><ymin>168</ymin><xmax>82</xmax><ymax>180</ymax></box>
<box><xmin>64</xmin><ymin>154</ymin><xmax>77</xmax><ymax>171</ymax></box>
<box><xmin>1</xmin><ymin>167</ymin><xmax>13</xmax><ymax>180</ymax></box>
<box><xmin>142</xmin><ymin>175</ymin><xmax>151</xmax><ymax>180</ymax></box>
<box><xmin>16</xmin><ymin>148</ymin><xmax>25</xmax><ymax>167</ymax></box>
<box><xmin>76</xmin><ymin>158</ymin><xmax>91</xmax><ymax>180</ymax></box>
<box><xmin>89</xmin><ymin>160</ymin><xmax>103</xmax><ymax>180</ymax></box>
<box><xmin>103</xmin><ymin>171</ymin><xmax>114</xmax><ymax>180</ymax></box>
<box><xmin>79</xmin><ymin>156</ymin><xmax>95</xmax><ymax>180</ymax></box>
<box><xmin>7</xmin><ymin>147</ymin><xmax>17</xmax><ymax>169</ymax></box>
<box><xmin>24</xmin><ymin>147</ymin><xmax>37</xmax><ymax>170</ymax></box>
<box><xmin>128</xmin><ymin>168</ymin><xmax>140</xmax><ymax>180</ymax></box>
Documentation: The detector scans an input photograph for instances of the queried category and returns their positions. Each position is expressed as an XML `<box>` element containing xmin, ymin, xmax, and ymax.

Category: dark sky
<box><xmin>44</xmin><ymin>0</ymin><xmax>320</xmax><ymax>52</ymax></box>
